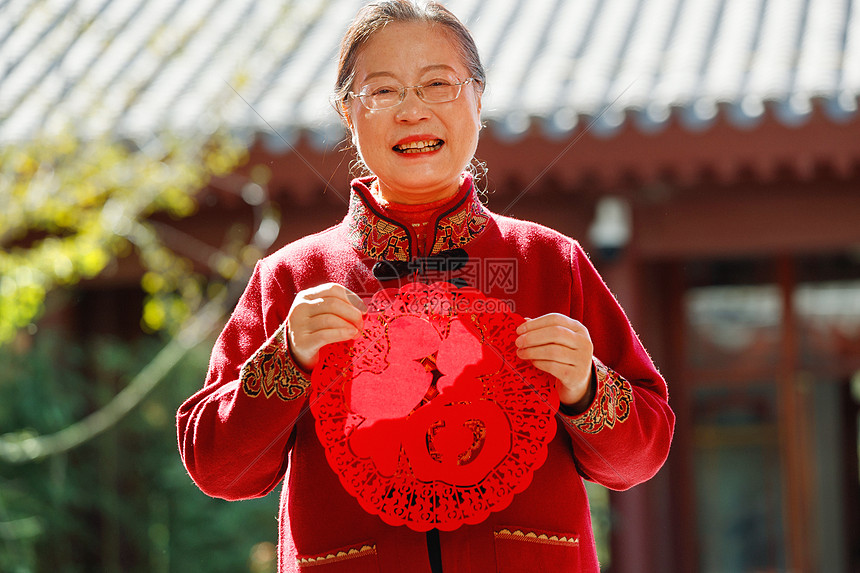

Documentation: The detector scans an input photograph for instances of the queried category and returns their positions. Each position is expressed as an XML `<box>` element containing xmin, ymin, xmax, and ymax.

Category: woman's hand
<box><xmin>287</xmin><ymin>283</ymin><xmax>368</xmax><ymax>371</ymax></box>
<box><xmin>515</xmin><ymin>313</ymin><xmax>595</xmax><ymax>413</ymax></box>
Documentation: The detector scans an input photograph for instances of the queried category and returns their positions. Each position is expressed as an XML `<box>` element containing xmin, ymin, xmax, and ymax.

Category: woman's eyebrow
<box><xmin>418</xmin><ymin>64</ymin><xmax>457</xmax><ymax>74</ymax></box>
<box><xmin>362</xmin><ymin>71</ymin><xmax>397</xmax><ymax>82</ymax></box>
<box><xmin>361</xmin><ymin>64</ymin><xmax>458</xmax><ymax>83</ymax></box>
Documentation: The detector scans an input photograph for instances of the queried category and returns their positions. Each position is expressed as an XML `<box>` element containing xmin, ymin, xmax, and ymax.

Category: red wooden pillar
<box><xmin>776</xmin><ymin>256</ymin><xmax>817</xmax><ymax>572</ymax></box>
<box><xmin>608</xmin><ymin>488</ymin><xmax>654</xmax><ymax>573</ymax></box>
<box><xmin>596</xmin><ymin>239</ymin><xmax>657</xmax><ymax>573</ymax></box>
<box><xmin>659</xmin><ymin>261</ymin><xmax>698</xmax><ymax>573</ymax></box>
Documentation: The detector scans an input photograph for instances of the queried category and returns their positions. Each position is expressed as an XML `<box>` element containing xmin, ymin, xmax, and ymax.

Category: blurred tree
<box><xmin>0</xmin><ymin>4</ymin><xmax>299</xmax><ymax>569</ymax></box>
<box><xmin>0</xmin><ymin>125</ymin><xmax>283</xmax><ymax>464</ymax></box>
<box><xmin>0</xmin><ymin>120</ymin><xmax>286</xmax><ymax>570</ymax></box>
<box><xmin>0</xmin><ymin>127</ymin><xmax>284</xmax><ymax>571</ymax></box>
<box><xmin>0</xmin><ymin>129</ymin><xmax>248</xmax><ymax>344</ymax></box>
<box><xmin>0</xmin><ymin>331</ymin><xmax>280</xmax><ymax>573</ymax></box>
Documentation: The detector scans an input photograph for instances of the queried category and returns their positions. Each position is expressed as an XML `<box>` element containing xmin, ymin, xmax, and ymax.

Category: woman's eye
<box><xmin>426</xmin><ymin>80</ymin><xmax>453</xmax><ymax>87</ymax></box>
<box><xmin>371</xmin><ymin>87</ymin><xmax>398</xmax><ymax>96</ymax></box>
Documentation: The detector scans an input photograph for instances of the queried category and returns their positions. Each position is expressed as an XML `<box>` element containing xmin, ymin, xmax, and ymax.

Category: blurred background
<box><xmin>2</xmin><ymin>0</ymin><xmax>859</xmax><ymax>571</ymax></box>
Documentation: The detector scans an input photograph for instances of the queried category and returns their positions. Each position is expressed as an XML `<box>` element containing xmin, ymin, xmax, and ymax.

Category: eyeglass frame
<box><xmin>348</xmin><ymin>77</ymin><xmax>476</xmax><ymax>111</ymax></box>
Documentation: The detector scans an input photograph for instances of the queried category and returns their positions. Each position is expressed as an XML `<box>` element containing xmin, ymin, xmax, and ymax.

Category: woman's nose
<box><xmin>395</xmin><ymin>88</ymin><xmax>431</xmax><ymax>122</ymax></box>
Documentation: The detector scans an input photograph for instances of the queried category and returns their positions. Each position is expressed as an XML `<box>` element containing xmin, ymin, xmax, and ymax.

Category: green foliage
<box><xmin>0</xmin><ymin>332</ymin><xmax>279</xmax><ymax>572</ymax></box>
<box><xmin>0</xmin><ymin>130</ymin><xmax>248</xmax><ymax>345</ymax></box>
<box><xmin>584</xmin><ymin>480</ymin><xmax>613</xmax><ymax>570</ymax></box>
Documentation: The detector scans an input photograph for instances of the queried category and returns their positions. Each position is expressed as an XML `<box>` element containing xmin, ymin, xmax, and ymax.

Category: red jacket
<box><xmin>177</xmin><ymin>174</ymin><xmax>674</xmax><ymax>572</ymax></box>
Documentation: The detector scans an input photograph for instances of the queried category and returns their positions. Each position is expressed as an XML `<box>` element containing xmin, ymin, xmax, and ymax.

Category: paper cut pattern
<box><xmin>310</xmin><ymin>282</ymin><xmax>559</xmax><ymax>531</ymax></box>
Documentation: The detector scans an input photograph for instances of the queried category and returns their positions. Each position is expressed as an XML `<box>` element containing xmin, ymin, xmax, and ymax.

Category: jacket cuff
<box><xmin>240</xmin><ymin>322</ymin><xmax>311</xmax><ymax>401</ymax></box>
<box><xmin>559</xmin><ymin>357</ymin><xmax>633</xmax><ymax>434</ymax></box>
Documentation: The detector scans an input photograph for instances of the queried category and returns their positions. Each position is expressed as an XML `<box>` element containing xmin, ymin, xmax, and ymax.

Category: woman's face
<box><xmin>346</xmin><ymin>22</ymin><xmax>482</xmax><ymax>204</ymax></box>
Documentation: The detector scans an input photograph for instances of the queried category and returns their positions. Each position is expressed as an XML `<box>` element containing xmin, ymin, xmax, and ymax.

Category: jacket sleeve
<box><xmin>557</xmin><ymin>241</ymin><xmax>675</xmax><ymax>490</ymax></box>
<box><xmin>176</xmin><ymin>259</ymin><xmax>310</xmax><ymax>500</ymax></box>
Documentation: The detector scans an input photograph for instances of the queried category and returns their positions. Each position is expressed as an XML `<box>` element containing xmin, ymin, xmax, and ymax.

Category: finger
<box><xmin>309</xmin><ymin>297</ymin><xmax>364</xmax><ymax>328</ymax></box>
<box><xmin>301</xmin><ymin>312</ymin><xmax>363</xmax><ymax>337</ymax></box>
<box><xmin>304</xmin><ymin>283</ymin><xmax>368</xmax><ymax>313</ymax></box>
<box><xmin>517</xmin><ymin>343</ymin><xmax>583</xmax><ymax>366</ymax></box>
<box><xmin>516</xmin><ymin>313</ymin><xmax>584</xmax><ymax>334</ymax></box>
<box><xmin>301</xmin><ymin>296</ymin><xmax>366</xmax><ymax>330</ymax></box>
<box><xmin>289</xmin><ymin>320</ymin><xmax>361</xmax><ymax>366</ymax></box>
<box><xmin>345</xmin><ymin>290</ymin><xmax>368</xmax><ymax>314</ymax></box>
<box><xmin>530</xmin><ymin>359</ymin><xmax>576</xmax><ymax>380</ymax></box>
<box><xmin>516</xmin><ymin>325</ymin><xmax>588</xmax><ymax>351</ymax></box>
<box><xmin>308</xmin><ymin>325</ymin><xmax>361</xmax><ymax>349</ymax></box>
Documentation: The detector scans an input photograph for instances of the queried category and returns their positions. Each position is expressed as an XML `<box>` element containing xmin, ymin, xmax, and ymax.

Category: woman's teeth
<box><xmin>393</xmin><ymin>139</ymin><xmax>443</xmax><ymax>153</ymax></box>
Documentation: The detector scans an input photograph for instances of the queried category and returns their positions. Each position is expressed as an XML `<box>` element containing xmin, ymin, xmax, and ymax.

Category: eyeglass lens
<box><xmin>357</xmin><ymin>80</ymin><xmax>470</xmax><ymax>110</ymax></box>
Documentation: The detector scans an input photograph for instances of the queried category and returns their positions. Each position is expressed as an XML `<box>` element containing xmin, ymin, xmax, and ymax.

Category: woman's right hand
<box><xmin>287</xmin><ymin>283</ymin><xmax>368</xmax><ymax>371</ymax></box>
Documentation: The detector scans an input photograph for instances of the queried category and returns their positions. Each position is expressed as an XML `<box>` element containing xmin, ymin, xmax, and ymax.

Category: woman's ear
<box><xmin>341</xmin><ymin>104</ymin><xmax>359</xmax><ymax>147</ymax></box>
<box><xmin>342</xmin><ymin>101</ymin><xmax>354</xmax><ymax>131</ymax></box>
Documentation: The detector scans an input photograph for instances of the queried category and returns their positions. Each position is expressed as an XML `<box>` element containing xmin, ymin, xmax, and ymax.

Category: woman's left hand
<box><xmin>515</xmin><ymin>313</ymin><xmax>595</xmax><ymax>413</ymax></box>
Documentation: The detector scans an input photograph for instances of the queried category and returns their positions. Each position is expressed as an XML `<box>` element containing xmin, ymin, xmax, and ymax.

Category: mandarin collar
<box><xmin>344</xmin><ymin>173</ymin><xmax>491</xmax><ymax>261</ymax></box>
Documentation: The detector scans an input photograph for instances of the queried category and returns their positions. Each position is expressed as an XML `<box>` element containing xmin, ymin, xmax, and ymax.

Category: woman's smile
<box><xmin>392</xmin><ymin>135</ymin><xmax>444</xmax><ymax>155</ymax></box>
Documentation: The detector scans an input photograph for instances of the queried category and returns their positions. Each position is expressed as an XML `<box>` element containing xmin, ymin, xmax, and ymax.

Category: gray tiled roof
<box><xmin>1</xmin><ymin>0</ymin><xmax>858</xmax><ymax>149</ymax></box>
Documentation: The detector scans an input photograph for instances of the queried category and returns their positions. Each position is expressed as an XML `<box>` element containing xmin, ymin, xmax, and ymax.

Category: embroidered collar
<box><xmin>344</xmin><ymin>173</ymin><xmax>491</xmax><ymax>261</ymax></box>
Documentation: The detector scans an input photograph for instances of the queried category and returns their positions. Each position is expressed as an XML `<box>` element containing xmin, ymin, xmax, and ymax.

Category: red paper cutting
<box><xmin>310</xmin><ymin>282</ymin><xmax>559</xmax><ymax>531</ymax></box>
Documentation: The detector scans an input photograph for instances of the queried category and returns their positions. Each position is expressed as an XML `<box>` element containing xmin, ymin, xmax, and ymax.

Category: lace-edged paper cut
<box><xmin>310</xmin><ymin>282</ymin><xmax>559</xmax><ymax>532</ymax></box>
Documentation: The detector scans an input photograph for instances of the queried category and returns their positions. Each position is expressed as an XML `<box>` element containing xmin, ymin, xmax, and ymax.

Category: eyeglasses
<box><xmin>350</xmin><ymin>78</ymin><xmax>475</xmax><ymax>111</ymax></box>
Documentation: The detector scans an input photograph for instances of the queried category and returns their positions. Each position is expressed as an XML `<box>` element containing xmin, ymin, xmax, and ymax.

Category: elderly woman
<box><xmin>177</xmin><ymin>1</ymin><xmax>674</xmax><ymax>572</ymax></box>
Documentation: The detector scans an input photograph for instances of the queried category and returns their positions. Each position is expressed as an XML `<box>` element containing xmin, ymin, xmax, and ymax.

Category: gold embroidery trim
<box><xmin>345</xmin><ymin>177</ymin><xmax>490</xmax><ymax>261</ymax></box>
<box><xmin>493</xmin><ymin>528</ymin><xmax>579</xmax><ymax>547</ymax></box>
<box><xmin>565</xmin><ymin>357</ymin><xmax>633</xmax><ymax>434</ymax></box>
<box><xmin>240</xmin><ymin>323</ymin><xmax>310</xmax><ymax>402</ymax></box>
<box><xmin>297</xmin><ymin>544</ymin><xmax>377</xmax><ymax>567</ymax></box>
